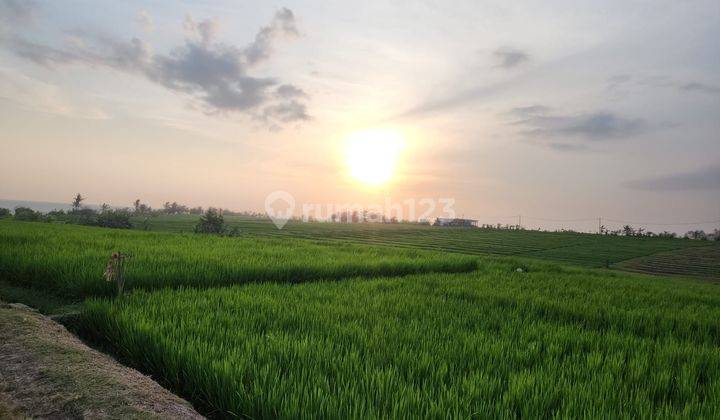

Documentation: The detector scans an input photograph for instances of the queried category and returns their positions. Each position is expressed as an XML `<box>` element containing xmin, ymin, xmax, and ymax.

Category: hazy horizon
<box><xmin>1</xmin><ymin>0</ymin><xmax>718</xmax><ymax>233</ymax></box>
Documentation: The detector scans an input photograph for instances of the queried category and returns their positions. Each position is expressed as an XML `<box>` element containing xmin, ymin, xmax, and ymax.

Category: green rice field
<box><xmin>2</xmin><ymin>219</ymin><xmax>719</xmax><ymax>418</ymax></box>
<box><xmin>0</xmin><ymin>221</ymin><xmax>476</xmax><ymax>298</ymax></box>
<box><xmin>132</xmin><ymin>214</ymin><xmax>714</xmax><ymax>273</ymax></box>
<box><xmin>617</xmin><ymin>245</ymin><xmax>720</xmax><ymax>279</ymax></box>
<box><xmin>80</xmin><ymin>263</ymin><xmax>720</xmax><ymax>418</ymax></box>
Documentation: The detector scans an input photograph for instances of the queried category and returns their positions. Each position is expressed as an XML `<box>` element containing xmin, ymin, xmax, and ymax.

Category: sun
<box><xmin>344</xmin><ymin>128</ymin><xmax>405</xmax><ymax>187</ymax></box>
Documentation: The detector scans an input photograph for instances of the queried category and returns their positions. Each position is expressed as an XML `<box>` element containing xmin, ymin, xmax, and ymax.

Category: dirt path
<box><xmin>0</xmin><ymin>302</ymin><xmax>204</xmax><ymax>419</ymax></box>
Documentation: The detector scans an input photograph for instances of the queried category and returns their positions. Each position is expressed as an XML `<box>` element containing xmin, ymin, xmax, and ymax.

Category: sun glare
<box><xmin>344</xmin><ymin>129</ymin><xmax>404</xmax><ymax>187</ymax></box>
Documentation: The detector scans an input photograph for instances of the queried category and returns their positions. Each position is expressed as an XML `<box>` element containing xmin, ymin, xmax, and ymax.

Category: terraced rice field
<box><xmin>80</xmin><ymin>261</ymin><xmax>720</xmax><ymax>418</ymax></box>
<box><xmin>616</xmin><ymin>245</ymin><xmax>720</xmax><ymax>279</ymax></box>
<box><xmin>132</xmin><ymin>215</ymin><xmax>712</xmax><ymax>271</ymax></box>
<box><xmin>0</xmin><ymin>221</ymin><xmax>476</xmax><ymax>298</ymax></box>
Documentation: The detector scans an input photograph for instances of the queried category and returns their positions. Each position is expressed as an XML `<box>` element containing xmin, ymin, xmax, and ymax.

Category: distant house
<box><xmin>434</xmin><ymin>217</ymin><xmax>478</xmax><ymax>227</ymax></box>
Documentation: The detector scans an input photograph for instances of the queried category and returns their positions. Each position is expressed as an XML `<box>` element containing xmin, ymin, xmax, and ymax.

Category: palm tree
<box><xmin>72</xmin><ymin>193</ymin><xmax>85</xmax><ymax>211</ymax></box>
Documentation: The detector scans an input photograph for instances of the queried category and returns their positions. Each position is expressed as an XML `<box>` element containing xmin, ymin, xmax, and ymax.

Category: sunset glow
<box><xmin>344</xmin><ymin>129</ymin><xmax>405</xmax><ymax>187</ymax></box>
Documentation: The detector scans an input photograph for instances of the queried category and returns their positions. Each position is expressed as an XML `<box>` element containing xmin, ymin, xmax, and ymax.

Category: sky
<box><xmin>0</xmin><ymin>0</ymin><xmax>718</xmax><ymax>232</ymax></box>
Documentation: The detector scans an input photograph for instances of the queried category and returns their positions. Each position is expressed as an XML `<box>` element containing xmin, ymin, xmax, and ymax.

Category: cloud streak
<box><xmin>509</xmin><ymin>105</ymin><xmax>646</xmax><ymax>142</ymax></box>
<box><xmin>680</xmin><ymin>82</ymin><xmax>720</xmax><ymax>96</ymax></box>
<box><xmin>493</xmin><ymin>47</ymin><xmax>529</xmax><ymax>69</ymax></box>
<box><xmin>606</xmin><ymin>74</ymin><xmax>720</xmax><ymax>97</ymax></box>
<box><xmin>2</xmin><ymin>8</ymin><xmax>309</xmax><ymax>127</ymax></box>
<box><xmin>625</xmin><ymin>165</ymin><xmax>720</xmax><ymax>191</ymax></box>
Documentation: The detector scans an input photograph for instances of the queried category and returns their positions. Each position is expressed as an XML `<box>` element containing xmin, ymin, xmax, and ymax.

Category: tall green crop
<box><xmin>80</xmin><ymin>263</ymin><xmax>720</xmax><ymax>418</ymax></box>
<box><xmin>0</xmin><ymin>220</ymin><xmax>476</xmax><ymax>297</ymax></box>
<box><xmin>131</xmin><ymin>214</ymin><xmax>714</xmax><ymax>272</ymax></box>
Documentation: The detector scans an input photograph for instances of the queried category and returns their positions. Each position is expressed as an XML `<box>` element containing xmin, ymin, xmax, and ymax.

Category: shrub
<box><xmin>0</xmin><ymin>208</ymin><xmax>10</xmax><ymax>218</ymax></box>
<box><xmin>13</xmin><ymin>206</ymin><xmax>39</xmax><ymax>221</ymax></box>
<box><xmin>67</xmin><ymin>208</ymin><xmax>99</xmax><ymax>226</ymax></box>
<box><xmin>194</xmin><ymin>208</ymin><xmax>225</xmax><ymax>234</ymax></box>
<box><xmin>97</xmin><ymin>209</ymin><xmax>132</xmax><ymax>229</ymax></box>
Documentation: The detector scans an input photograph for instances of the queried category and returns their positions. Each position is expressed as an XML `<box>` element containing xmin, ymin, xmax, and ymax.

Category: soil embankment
<box><xmin>0</xmin><ymin>301</ymin><xmax>204</xmax><ymax>419</ymax></box>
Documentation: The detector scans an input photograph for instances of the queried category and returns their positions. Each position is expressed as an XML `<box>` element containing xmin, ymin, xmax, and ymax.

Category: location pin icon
<box><xmin>264</xmin><ymin>191</ymin><xmax>295</xmax><ymax>229</ymax></box>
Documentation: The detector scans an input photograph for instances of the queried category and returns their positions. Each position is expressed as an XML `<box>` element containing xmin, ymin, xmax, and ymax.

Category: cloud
<box><xmin>261</xmin><ymin>100</ymin><xmax>310</xmax><ymax>123</ymax></box>
<box><xmin>275</xmin><ymin>84</ymin><xmax>308</xmax><ymax>99</ymax></box>
<box><xmin>2</xmin><ymin>8</ymin><xmax>309</xmax><ymax>127</ymax></box>
<box><xmin>5</xmin><ymin>38</ymin><xmax>80</xmax><ymax>67</ymax></box>
<box><xmin>493</xmin><ymin>47</ymin><xmax>529</xmax><ymax>69</ymax></box>
<box><xmin>547</xmin><ymin>142</ymin><xmax>588</xmax><ymax>152</ymax></box>
<box><xmin>397</xmin><ymin>81</ymin><xmax>511</xmax><ymax>119</ymax></box>
<box><xmin>183</xmin><ymin>16</ymin><xmax>218</xmax><ymax>46</ymax></box>
<box><xmin>605</xmin><ymin>74</ymin><xmax>633</xmax><ymax>91</ymax></box>
<box><xmin>0</xmin><ymin>67</ymin><xmax>109</xmax><ymax>119</ymax></box>
<box><xmin>507</xmin><ymin>105</ymin><xmax>552</xmax><ymax>118</ymax></box>
<box><xmin>0</xmin><ymin>0</ymin><xmax>36</xmax><ymax>25</ymax></box>
<box><xmin>625</xmin><ymin>165</ymin><xmax>720</xmax><ymax>191</ymax></box>
<box><xmin>243</xmin><ymin>8</ymin><xmax>299</xmax><ymax>66</ymax></box>
<box><xmin>680</xmin><ymin>82</ymin><xmax>720</xmax><ymax>95</ymax></box>
<box><xmin>606</xmin><ymin>74</ymin><xmax>720</xmax><ymax>97</ymax></box>
<box><xmin>136</xmin><ymin>10</ymin><xmax>154</xmax><ymax>33</ymax></box>
<box><xmin>509</xmin><ymin>105</ymin><xmax>646</xmax><ymax>141</ymax></box>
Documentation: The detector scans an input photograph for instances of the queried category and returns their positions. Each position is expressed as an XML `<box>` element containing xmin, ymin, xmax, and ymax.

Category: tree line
<box><xmin>1</xmin><ymin>195</ymin><xmax>717</xmax><ymax>241</ymax></box>
<box><xmin>0</xmin><ymin>194</ymin><xmax>257</xmax><ymax>232</ymax></box>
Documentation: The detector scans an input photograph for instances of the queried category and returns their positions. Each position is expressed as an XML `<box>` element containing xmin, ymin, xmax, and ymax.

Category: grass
<box><xmin>79</xmin><ymin>259</ymin><xmax>720</xmax><ymax>418</ymax></box>
<box><xmin>0</xmin><ymin>220</ymin><xmax>476</xmax><ymax>298</ymax></box>
<box><xmin>616</xmin><ymin>244</ymin><xmax>720</xmax><ymax>279</ymax></box>
<box><xmin>131</xmin><ymin>214</ymin><xmax>712</xmax><ymax>270</ymax></box>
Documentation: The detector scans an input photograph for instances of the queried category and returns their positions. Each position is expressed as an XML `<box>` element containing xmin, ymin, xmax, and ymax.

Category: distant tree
<box><xmin>100</xmin><ymin>203</ymin><xmax>110</xmax><ymax>212</ymax></box>
<box><xmin>97</xmin><ymin>209</ymin><xmax>132</xmax><ymax>229</ymax></box>
<box><xmin>657</xmin><ymin>231</ymin><xmax>677</xmax><ymax>239</ymax></box>
<box><xmin>13</xmin><ymin>206</ymin><xmax>39</xmax><ymax>221</ymax></box>
<box><xmin>163</xmin><ymin>201</ymin><xmax>189</xmax><ymax>215</ymax></box>
<box><xmin>622</xmin><ymin>225</ymin><xmax>635</xmax><ymax>236</ymax></box>
<box><xmin>194</xmin><ymin>207</ymin><xmax>225</xmax><ymax>234</ymax></box>
<box><xmin>0</xmin><ymin>208</ymin><xmax>10</xmax><ymax>218</ymax></box>
<box><xmin>68</xmin><ymin>208</ymin><xmax>99</xmax><ymax>225</ymax></box>
<box><xmin>685</xmin><ymin>230</ymin><xmax>707</xmax><ymax>240</ymax></box>
<box><xmin>330</xmin><ymin>213</ymin><xmax>337</xmax><ymax>223</ymax></box>
<box><xmin>351</xmin><ymin>211</ymin><xmax>360</xmax><ymax>224</ymax></box>
<box><xmin>713</xmin><ymin>229</ymin><xmax>720</xmax><ymax>241</ymax></box>
<box><xmin>72</xmin><ymin>193</ymin><xmax>85</xmax><ymax>211</ymax></box>
<box><xmin>48</xmin><ymin>209</ymin><xmax>66</xmax><ymax>218</ymax></box>
<box><xmin>189</xmin><ymin>206</ymin><xmax>204</xmax><ymax>215</ymax></box>
<box><xmin>133</xmin><ymin>199</ymin><xmax>141</xmax><ymax>213</ymax></box>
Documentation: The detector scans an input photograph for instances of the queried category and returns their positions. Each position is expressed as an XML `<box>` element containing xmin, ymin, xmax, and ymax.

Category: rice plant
<box><xmin>0</xmin><ymin>220</ymin><xmax>477</xmax><ymax>298</ymax></box>
<box><xmin>80</xmin><ymin>262</ymin><xmax>720</xmax><ymax>418</ymax></box>
<box><xmin>130</xmin><ymin>214</ymin><xmax>714</xmax><ymax>273</ymax></box>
